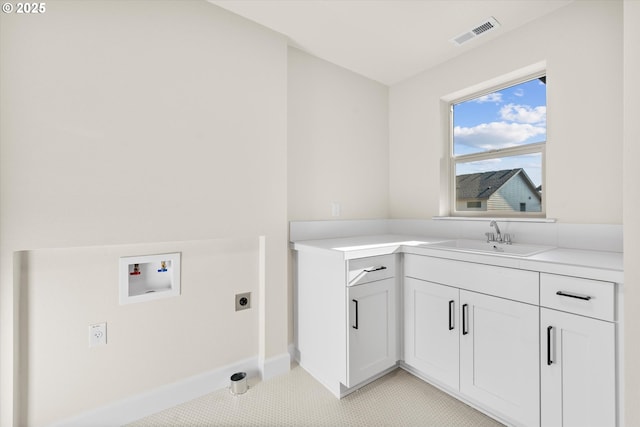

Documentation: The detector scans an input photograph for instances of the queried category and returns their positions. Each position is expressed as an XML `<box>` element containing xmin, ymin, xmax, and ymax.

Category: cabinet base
<box><xmin>339</xmin><ymin>364</ymin><xmax>399</xmax><ymax>398</ymax></box>
<box><xmin>399</xmin><ymin>363</ymin><xmax>515</xmax><ymax>427</ymax></box>
<box><xmin>296</xmin><ymin>358</ymin><xmax>399</xmax><ymax>399</ymax></box>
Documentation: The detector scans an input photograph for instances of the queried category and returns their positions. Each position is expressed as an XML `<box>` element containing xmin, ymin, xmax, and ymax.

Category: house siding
<box><xmin>488</xmin><ymin>177</ymin><xmax>541</xmax><ymax>212</ymax></box>
<box><xmin>456</xmin><ymin>173</ymin><xmax>541</xmax><ymax>213</ymax></box>
<box><xmin>456</xmin><ymin>199</ymin><xmax>487</xmax><ymax>211</ymax></box>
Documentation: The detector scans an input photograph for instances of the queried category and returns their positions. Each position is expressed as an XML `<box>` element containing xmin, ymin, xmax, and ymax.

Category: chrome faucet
<box><xmin>489</xmin><ymin>220</ymin><xmax>503</xmax><ymax>243</ymax></box>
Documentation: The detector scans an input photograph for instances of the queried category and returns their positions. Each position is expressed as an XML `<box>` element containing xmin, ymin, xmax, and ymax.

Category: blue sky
<box><xmin>453</xmin><ymin>78</ymin><xmax>546</xmax><ymax>186</ymax></box>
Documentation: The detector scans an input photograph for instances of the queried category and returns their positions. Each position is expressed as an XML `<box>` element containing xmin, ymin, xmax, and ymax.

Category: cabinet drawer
<box><xmin>347</xmin><ymin>255</ymin><xmax>395</xmax><ymax>286</ymax></box>
<box><xmin>404</xmin><ymin>254</ymin><xmax>538</xmax><ymax>305</ymax></box>
<box><xmin>540</xmin><ymin>273</ymin><xmax>615</xmax><ymax>321</ymax></box>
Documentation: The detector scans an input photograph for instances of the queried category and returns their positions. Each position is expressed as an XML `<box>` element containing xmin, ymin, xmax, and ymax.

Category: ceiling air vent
<box><xmin>450</xmin><ymin>16</ymin><xmax>500</xmax><ymax>46</ymax></box>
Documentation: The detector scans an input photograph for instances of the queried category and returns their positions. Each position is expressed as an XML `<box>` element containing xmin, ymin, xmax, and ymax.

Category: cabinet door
<box><xmin>346</xmin><ymin>278</ymin><xmax>397</xmax><ymax>387</ymax></box>
<box><xmin>460</xmin><ymin>290</ymin><xmax>539</xmax><ymax>427</ymax></box>
<box><xmin>404</xmin><ymin>277</ymin><xmax>459</xmax><ymax>390</ymax></box>
<box><xmin>541</xmin><ymin>308</ymin><xmax>616</xmax><ymax>427</ymax></box>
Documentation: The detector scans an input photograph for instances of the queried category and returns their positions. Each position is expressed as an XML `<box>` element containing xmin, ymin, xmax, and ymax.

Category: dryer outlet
<box><xmin>235</xmin><ymin>292</ymin><xmax>251</xmax><ymax>311</ymax></box>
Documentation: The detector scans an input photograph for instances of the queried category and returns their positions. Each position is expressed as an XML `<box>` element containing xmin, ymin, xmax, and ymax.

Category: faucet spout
<box><xmin>489</xmin><ymin>220</ymin><xmax>503</xmax><ymax>242</ymax></box>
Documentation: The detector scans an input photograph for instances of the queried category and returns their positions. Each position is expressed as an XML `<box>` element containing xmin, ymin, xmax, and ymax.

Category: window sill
<box><xmin>432</xmin><ymin>216</ymin><xmax>557</xmax><ymax>223</ymax></box>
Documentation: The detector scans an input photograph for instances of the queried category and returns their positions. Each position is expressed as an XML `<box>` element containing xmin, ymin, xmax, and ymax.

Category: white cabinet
<box><xmin>404</xmin><ymin>277</ymin><xmax>459</xmax><ymax>390</ymax></box>
<box><xmin>460</xmin><ymin>290</ymin><xmax>539</xmax><ymax>427</ymax></box>
<box><xmin>347</xmin><ymin>278</ymin><xmax>397</xmax><ymax>387</ymax></box>
<box><xmin>295</xmin><ymin>243</ymin><xmax>619</xmax><ymax>426</ymax></box>
<box><xmin>404</xmin><ymin>254</ymin><xmax>540</xmax><ymax>427</ymax></box>
<box><xmin>404</xmin><ymin>273</ymin><xmax>539</xmax><ymax>426</ymax></box>
<box><xmin>295</xmin><ymin>251</ymin><xmax>397</xmax><ymax>397</ymax></box>
<box><xmin>540</xmin><ymin>274</ymin><xmax>616</xmax><ymax>427</ymax></box>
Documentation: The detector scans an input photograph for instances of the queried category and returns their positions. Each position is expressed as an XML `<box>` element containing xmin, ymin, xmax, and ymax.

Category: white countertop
<box><xmin>291</xmin><ymin>234</ymin><xmax>448</xmax><ymax>257</ymax></box>
<box><xmin>291</xmin><ymin>234</ymin><xmax>624</xmax><ymax>283</ymax></box>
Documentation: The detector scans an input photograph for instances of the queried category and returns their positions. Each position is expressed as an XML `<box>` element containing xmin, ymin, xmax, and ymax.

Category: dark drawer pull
<box><xmin>547</xmin><ymin>326</ymin><xmax>553</xmax><ymax>366</ymax></box>
<box><xmin>448</xmin><ymin>300</ymin><xmax>455</xmax><ymax>330</ymax></box>
<box><xmin>462</xmin><ymin>304</ymin><xmax>469</xmax><ymax>335</ymax></box>
<box><xmin>352</xmin><ymin>299</ymin><xmax>359</xmax><ymax>329</ymax></box>
<box><xmin>556</xmin><ymin>291</ymin><xmax>592</xmax><ymax>301</ymax></box>
<box><xmin>364</xmin><ymin>266</ymin><xmax>387</xmax><ymax>273</ymax></box>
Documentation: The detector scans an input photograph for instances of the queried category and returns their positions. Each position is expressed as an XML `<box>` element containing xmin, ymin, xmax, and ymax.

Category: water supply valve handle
<box><xmin>130</xmin><ymin>264</ymin><xmax>141</xmax><ymax>276</ymax></box>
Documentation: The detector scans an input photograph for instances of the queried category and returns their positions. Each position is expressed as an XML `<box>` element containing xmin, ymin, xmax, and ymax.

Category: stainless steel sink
<box><xmin>424</xmin><ymin>239</ymin><xmax>555</xmax><ymax>257</ymax></box>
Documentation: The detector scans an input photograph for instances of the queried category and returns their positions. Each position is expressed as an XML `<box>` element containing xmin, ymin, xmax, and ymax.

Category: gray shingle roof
<box><xmin>456</xmin><ymin>168</ymin><xmax>522</xmax><ymax>200</ymax></box>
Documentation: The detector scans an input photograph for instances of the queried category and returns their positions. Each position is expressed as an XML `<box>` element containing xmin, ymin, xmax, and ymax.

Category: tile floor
<box><xmin>128</xmin><ymin>364</ymin><xmax>504</xmax><ymax>426</ymax></box>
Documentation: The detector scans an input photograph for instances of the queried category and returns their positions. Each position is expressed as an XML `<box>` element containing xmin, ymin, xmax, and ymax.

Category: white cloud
<box><xmin>499</xmin><ymin>104</ymin><xmax>546</xmax><ymax>124</ymax></box>
<box><xmin>474</xmin><ymin>92</ymin><xmax>502</xmax><ymax>104</ymax></box>
<box><xmin>458</xmin><ymin>158</ymin><xmax>502</xmax><ymax>173</ymax></box>
<box><xmin>454</xmin><ymin>121</ymin><xmax>546</xmax><ymax>150</ymax></box>
<box><xmin>513</xmin><ymin>88</ymin><xmax>524</xmax><ymax>97</ymax></box>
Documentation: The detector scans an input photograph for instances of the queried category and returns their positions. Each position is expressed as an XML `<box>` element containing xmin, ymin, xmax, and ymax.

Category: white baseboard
<box><xmin>49</xmin><ymin>356</ymin><xmax>259</xmax><ymax>427</ymax></box>
<box><xmin>288</xmin><ymin>343</ymin><xmax>298</xmax><ymax>362</ymax></box>
<box><xmin>259</xmin><ymin>351</ymin><xmax>291</xmax><ymax>381</ymax></box>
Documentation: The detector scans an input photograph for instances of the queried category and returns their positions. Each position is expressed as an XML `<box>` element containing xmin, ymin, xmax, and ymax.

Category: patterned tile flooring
<box><xmin>128</xmin><ymin>365</ymin><xmax>504</xmax><ymax>426</ymax></box>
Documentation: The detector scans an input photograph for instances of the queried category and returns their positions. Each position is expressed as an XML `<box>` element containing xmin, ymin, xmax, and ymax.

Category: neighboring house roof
<box><xmin>456</xmin><ymin>168</ymin><xmax>541</xmax><ymax>200</ymax></box>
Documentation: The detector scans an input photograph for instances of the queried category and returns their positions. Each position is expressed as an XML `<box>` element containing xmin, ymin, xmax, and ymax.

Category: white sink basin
<box><xmin>425</xmin><ymin>239</ymin><xmax>555</xmax><ymax>257</ymax></box>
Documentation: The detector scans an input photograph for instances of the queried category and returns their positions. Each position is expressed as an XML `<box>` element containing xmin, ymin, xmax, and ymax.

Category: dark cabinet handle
<box><xmin>364</xmin><ymin>266</ymin><xmax>387</xmax><ymax>273</ymax></box>
<box><xmin>462</xmin><ymin>304</ymin><xmax>469</xmax><ymax>335</ymax></box>
<box><xmin>556</xmin><ymin>291</ymin><xmax>592</xmax><ymax>301</ymax></box>
<box><xmin>547</xmin><ymin>326</ymin><xmax>553</xmax><ymax>365</ymax></box>
<box><xmin>449</xmin><ymin>300</ymin><xmax>455</xmax><ymax>330</ymax></box>
<box><xmin>352</xmin><ymin>299</ymin><xmax>359</xmax><ymax>329</ymax></box>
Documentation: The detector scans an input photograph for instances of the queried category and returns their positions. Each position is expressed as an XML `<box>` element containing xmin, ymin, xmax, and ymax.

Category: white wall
<box><xmin>1</xmin><ymin>0</ymin><xmax>633</xmax><ymax>424</ymax></box>
<box><xmin>287</xmin><ymin>47</ymin><xmax>390</xmax><ymax>346</ymax></box>
<box><xmin>0</xmin><ymin>1</ymin><xmax>288</xmax><ymax>425</ymax></box>
<box><xmin>20</xmin><ymin>239</ymin><xmax>260</xmax><ymax>426</ymax></box>
<box><xmin>288</xmin><ymin>47</ymin><xmax>389</xmax><ymax>221</ymax></box>
<box><xmin>623</xmin><ymin>1</ymin><xmax>640</xmax><ymax>425</ymax></box>
<box><xmin>389</xmin><ymin>1</ymin><xmax>623</xmax><ymax>224</ymax></box>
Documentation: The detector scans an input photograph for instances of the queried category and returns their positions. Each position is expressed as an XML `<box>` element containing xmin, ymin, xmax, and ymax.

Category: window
<box><xmin>451</xmin><ymin>75</ymin><xmax>546</xmax><ymax>217</ymax></box>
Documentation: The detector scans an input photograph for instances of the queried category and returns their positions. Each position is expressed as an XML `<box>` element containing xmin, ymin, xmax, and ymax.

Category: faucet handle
<box><xmin>504</xmin><ymin>233</ymin><xmax>512</xmax><ymax>244</ymax></box>
<box><xmin>485</xmin><ymin>232</ymin><xmax>495</xmax><ymax>243</ymax></box>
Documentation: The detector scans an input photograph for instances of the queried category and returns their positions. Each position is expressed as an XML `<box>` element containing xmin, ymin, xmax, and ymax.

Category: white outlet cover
<box><xmin>89</xmin><ymin>323</ymin><xmax>107</xmax><ymax>347</ymax></box>
<box><xmin>331</xmin><ymin>202</ymin><xmax>341</xmax><ymax>217</ymax></box>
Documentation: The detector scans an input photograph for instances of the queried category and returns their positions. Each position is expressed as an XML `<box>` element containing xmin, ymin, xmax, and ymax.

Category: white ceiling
<box><xmin>208</xmin><ymin>0</ymin><xmax>573</xmax><ymax>85</ymax></box>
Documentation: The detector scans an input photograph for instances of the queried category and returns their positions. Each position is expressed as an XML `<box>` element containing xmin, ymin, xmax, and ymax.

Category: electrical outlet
<box><xmin>235</xmin><ymin>292</ymin><xmax>251</xmax><ymax>311</ymax></box>
<box><xmin>89</xmin><ymin>322</ymin><xmax>107</xmax><ymax>347</ymax></box>
<box><xmin>331</xmin><ymin>202</ymin><xmax>341</xmax><ymax>217</ymax></box>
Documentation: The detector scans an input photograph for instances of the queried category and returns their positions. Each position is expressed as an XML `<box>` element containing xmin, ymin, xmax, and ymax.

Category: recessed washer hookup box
<box><xmin>119</xmin><ymin>252</ymin><xmax>181</xmax><ymax>305</ymax></box>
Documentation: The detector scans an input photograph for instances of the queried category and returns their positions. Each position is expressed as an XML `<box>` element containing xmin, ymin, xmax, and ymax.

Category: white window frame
<box><xmin>448</xmin><ymin>72</ymin><xmax>547</xmax><ymax>218</ymax></box>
